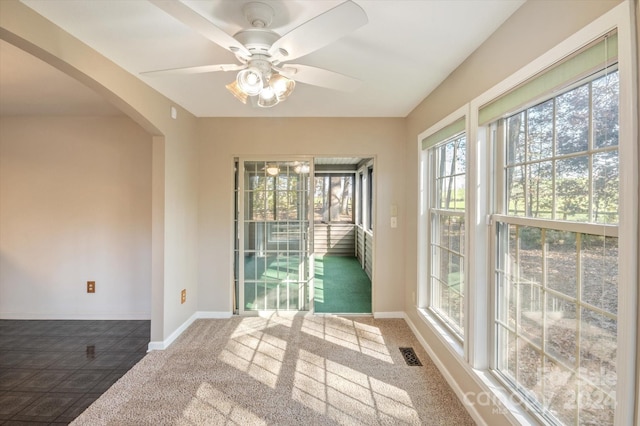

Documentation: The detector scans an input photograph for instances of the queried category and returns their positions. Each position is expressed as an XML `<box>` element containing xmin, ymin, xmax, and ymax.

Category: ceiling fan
<box><xmin>144</xmin><ymin>0</ymin><xmax>368</xmax><ymax>107</ymax></box>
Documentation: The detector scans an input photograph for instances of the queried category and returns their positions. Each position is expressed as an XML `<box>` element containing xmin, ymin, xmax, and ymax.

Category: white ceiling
<box><xmin>2</xmin><ymin>0</ymin><xmax>525</xmax><ymax>118</ymax></box>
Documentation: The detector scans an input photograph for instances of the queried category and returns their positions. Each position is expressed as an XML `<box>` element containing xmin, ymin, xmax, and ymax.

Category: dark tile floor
<box><xmin>0</xmin><ymin>320</ymin><xmax>149</xmax><ymax>425</ymax></box>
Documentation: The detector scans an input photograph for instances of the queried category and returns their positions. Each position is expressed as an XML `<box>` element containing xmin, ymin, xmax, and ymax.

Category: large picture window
<box><xmin>417</xmin><ymin>9</ymin><xmax>636</xmax><ymax>426</ymax></box>
<box><xmin>427</xmin><ymin>132</ymin><xmax>466</xmax><ymax>340</ymax></box>
<box><xmin>493</xmin><ymin>65</ymin><xmax>619</xmax><ymax>425</ymax></box>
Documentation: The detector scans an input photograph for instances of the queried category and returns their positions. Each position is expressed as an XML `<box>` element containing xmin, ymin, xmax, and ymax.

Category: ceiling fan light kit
<box><xmin>145</xmin><ymin>0</ymin><xmax>368</xmax><ymax>108</ymax></box>
<box><xmin>231</xmin><ymin>54</ymin><xmax>296</xmax><ymax>107</ymax></box>
<box><xmin>236</xmin><ymin>67</ymin><xmax>263</xmax><ymax>96</ymax></box>
<box><xmin>265</xmin><ymin>163</ymin><xmax>280</xmax><ymax>176</ymax></box>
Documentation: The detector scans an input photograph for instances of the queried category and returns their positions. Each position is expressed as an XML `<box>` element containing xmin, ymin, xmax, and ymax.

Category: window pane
<box><xmin>545</xmin><ymin>294</ymin><xmax>577</xmax><ymax>365</ymax></box>
<box><xmin>329</xmin><ymin>176</ymin><xmax>342</xmax><ymax>221</ymax></box>
<box><xmin>579</xmin><ymin>308</ymin><xmax>616</xmax><ymax>421</ymax></box>
<box><xmin>556</xmin><ymin>84</ymin><xmax>589</xmax><ymax>155</ymax></box>
<box><xmin>506</xmin><ymin>165</ymin><xmax>525</xmax><ymax>216</ymax></box>
<box><xmin>579</xmin><ymin>382</ymin><xmax>615</xmax><ymax>425</ymax></box>
<box><xmin>592</xmin><ymin>72</ymin><xmax>619</xmax><ymax>149</ymax></box>
<box><xmin>527</xmin><ymin>161</ymin><xmax>553</xmax><ymax>218</ymax></box>
<box><xmin>314</xmin><ymin>176</ymin><xmax>326</xmax><ymax>222</ymax></box>
<box><xmin>581</xmin><ymin>235</ymin><xmax>618</xmax><ymax>315</ymax></box>
<box><xmin>332</xmin><ymin>176</ymin><xmax>353</xmax><ymax>222</ymax></box>
<box><xmin>314</xmin><ymin>175</ymin><xmax>354</xmax><ymax>223</ymax></box>
<box><xmin>437</xmin><ymin>215</ymin><xmax>449</xmax><ymax>250</ymax></box>
<box><xmin>518</xmin><ymin>226</ymin><xmax>543</xmax><ymax>285</ymax></box>
<box><xmin>528</xmin><ymin>99</ymin><xmax>554</xmax><ymax>161</ymax></box>
<box><xmin>555</xmin><ymin>156</ymin><xmax>589</xmax><ymax>221</ymax></box>
<box><xmin>436</xmin><ymin>136</ymin><xmax>466</xmax><ymax>211</ymax></box>
<box><xmin>506</xmin><ymin>111</ymin><xmax>525</xmax><ymax>165</ymax></box>
<box><xmin>276</xmin><ymin>191</ymin><xmax>297</xmax><ymax>220</ymax></box>
<box><xmin>543</xmin><ymin>358</ymin><xmax>578</xmax><ymax>425</ymax></box>
<box><xmin>450</xmin><ymin>215</ymin><xmax>464</xmax><ymax>256</ymax></box>
<box><xmin>505</xmin><ymin>225</ymin><xmax>518</xmax><ymax>328</ymax></box>
<box><xmin>546</xmin><ymin>230</ymin><xmax>577</xmax><ymax>298</ymax></box>
<box><xmin>496</xmin><ymin>325</ymin><xmax>517</xmax><ymax>381</ymax></box>
<box><xmin>518</xmin><ymin>282</ymin><xmax>542</xmax><ymax>348</ymax></box>
<box><xmin>518</xmin><ymin>342</ymin><xmax>543</xmax><ymax>402</ymax></box>
<box><xmin>592</xmin><ymin>150</ymin><xmax>619</xmax><ymax>224</ymax></box>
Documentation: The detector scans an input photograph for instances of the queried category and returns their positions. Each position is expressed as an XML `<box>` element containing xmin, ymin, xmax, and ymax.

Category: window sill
<box><xmin>416</xmin><ymin>307</ymin><xmax>540</xmax><ymax>426</ymax></box>
<box><xmin>417</xmin><ymin>307</ymin><xmax>464</xmax><ymax>358</ymax></box>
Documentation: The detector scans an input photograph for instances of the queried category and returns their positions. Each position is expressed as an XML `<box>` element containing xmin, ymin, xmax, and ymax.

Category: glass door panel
<box><xmin>239</xmin><ymin>159</ymin><xmax>312</xmax><ymax>313</ymax></box>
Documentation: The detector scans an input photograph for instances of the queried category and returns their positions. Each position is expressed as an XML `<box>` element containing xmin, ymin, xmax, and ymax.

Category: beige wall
<box><xmin>197</xmin><ymin>118</ymin><xmax>406</xmax><ymax>314</ymax></box>
<box><xmin>0</xmin><ymin>0</ymin><xmax>200</xmax><ymax>343</ymax></box>
<box><xmin>0</xmin><ymin>116</ymin><xmax>152</xmax><ymax>318</ymax></box>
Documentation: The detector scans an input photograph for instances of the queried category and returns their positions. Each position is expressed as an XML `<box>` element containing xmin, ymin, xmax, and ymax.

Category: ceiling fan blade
<box><xmin>268</xmin><ymin>1</ymin><xmax>367</xmax><ymax>62</ymax></box>
<box><xmin>141</xmin><ymin>63</ymin><xmax>246</xmax><ymax>76</ymax></box>
<box><xmin>279</xmin><ymin>64</ymin><xmax>361</xmax><ymax>92</ymax></box>
<box><xmin>149</xmin><ymin>0</ymin><xmax>251</xmax><ymax>58</ymax></box>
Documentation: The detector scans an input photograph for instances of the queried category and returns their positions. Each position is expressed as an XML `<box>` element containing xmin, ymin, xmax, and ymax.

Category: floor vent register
<box><xmin>399</xmin><ymin>347</ymin><xmax>423</xmax><ymax>366</ymax></box>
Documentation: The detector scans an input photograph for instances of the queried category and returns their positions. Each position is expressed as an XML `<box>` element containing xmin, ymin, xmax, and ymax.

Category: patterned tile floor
<box><xmin>0</xmin><ymin>320</ymin><xmax>149</xmax><ymax>425</ymax></box>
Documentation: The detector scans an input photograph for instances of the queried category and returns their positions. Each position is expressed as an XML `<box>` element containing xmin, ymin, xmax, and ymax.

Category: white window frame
<box><xmin>429</xmin><ymin>135</ymin><xmax>467</xmax><ymax>340</ymax></box>
<box><xmin>491</xmin><ymin>68</ymin><xmax>621</xmax><ymax>423</ymax></box>
<box><xmin>475</xmin><ymin>6</ymin><xmax>637</xmax><ymax>424</ymax></box>
<box><xmin>418</xmin><ymin>106</ymin><xmax>469</xmax><ymax>357</ymax></box>
<box><xmin>415</xmin><ymin>3</ymin><xmax>637</xmax><ymax>425</ymax></box>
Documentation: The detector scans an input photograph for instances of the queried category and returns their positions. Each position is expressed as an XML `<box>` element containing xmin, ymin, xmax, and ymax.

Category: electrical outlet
<box><xmin>181</xmin><ymin>289</ymin><xmax>186</xmax><ymax>304</ymax></box>
<box><xmin>87</xmin><ymin>281</ymin><xmax>95</xmax><ymax>293</ymax></box>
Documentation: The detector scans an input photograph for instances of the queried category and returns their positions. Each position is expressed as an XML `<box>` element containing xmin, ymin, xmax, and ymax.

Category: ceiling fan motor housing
<box><xmin>242</xmin><ymin>2</ymin><xmax>274</xmax><ymax>28</ymax></box>
<box><xmin>234</xmin><ymin>29</ymin><xmax>279</xmax><ymax>58</ymax></box>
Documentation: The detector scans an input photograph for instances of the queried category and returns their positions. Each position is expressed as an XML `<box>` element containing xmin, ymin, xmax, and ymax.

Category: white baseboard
<box><xmin>147</xmin><ymin>311</ymin><xmax>232</xmax><ymax>351</ymax></box>
<box><xmin>196</xmin><ymin>311</ymin><xmax>234</xmax><ymax>319</ymax></box>
<box><xmin>0</xmin><ymin>312</ymin><xmax>151</xmax><ymax>320</ymax></box>
<box><xmin>403</xmin><ymin>313</ymin><xmax>488</xmax><ymax>426</ymax></box>
<box><xmin>373</xmin><ymin>311</ymin><xmax>405</xmax><ymax>319</ymax></box>
<box><xmin>405</xmin><ymin>311</ymin><xmax>537</xmax><ymax>426</ymax></box>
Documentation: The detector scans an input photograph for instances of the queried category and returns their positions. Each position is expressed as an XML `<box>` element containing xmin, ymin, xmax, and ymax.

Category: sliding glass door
<box><xmin>237</xmin><ymin>159</ymin><xmax>313</xmax><ymax>313</ymax></box>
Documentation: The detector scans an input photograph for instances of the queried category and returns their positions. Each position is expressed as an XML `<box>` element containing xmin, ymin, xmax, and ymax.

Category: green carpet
<box><xmin>314</xmin><ymin>255</ymin><xmax>371</xmax><ymax>313</ymax></box>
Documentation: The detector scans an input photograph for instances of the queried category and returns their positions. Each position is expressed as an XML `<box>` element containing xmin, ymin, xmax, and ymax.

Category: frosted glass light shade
<box><xmin>236</xmin><ymin>67</ymin><xmax>263</xmax><ymax>96</ymax></box>
<box><xmin>225</xmin><ymin>80</ymin><xmax>248</xmax><ymax>104</ymax></box>
<box><xmin>269</xmin><ymin>74</ymin><xmax>295</xmax><ymax>100</ymax></box>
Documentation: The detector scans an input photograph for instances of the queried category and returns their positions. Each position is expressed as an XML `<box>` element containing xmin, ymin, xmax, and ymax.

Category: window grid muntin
<box><xmin>428</xmin><ymin>133</ymin><xmax>467</xmax><ymax>341</ymax></box>
<box><xmin>494</xmin><ymin>68</ymin><xmax>619</xmax><ymax>425</ymax></box>
<box><xmin>504</xmin><ymin>70</ymin><xmax>619</xmax><ymax>224</ymax></box>
<box><xmin>495</xmin><ymin>222</ymin><xmax>618</xmax><ymax>425</ymax></box>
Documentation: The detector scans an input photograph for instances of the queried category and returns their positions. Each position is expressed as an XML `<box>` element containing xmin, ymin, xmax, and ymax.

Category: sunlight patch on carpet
<box><xmin>219</xmin><ymin>317</ymin><xmax>288</xmax><ymax>389</ymax></box>
<box><xmin>301</xmin><ymin>316</ymin><xmax>393</xmax><ymax>363</ymax></box>
<box><xmin>180</xmin><ymin>383</ymin><xmax>266</xmax><ymax>425</ymax></box>
<box><xmin>292</xmin><ymin>349</ymin><xmax>420</xmax><ymax>424</ymax></box>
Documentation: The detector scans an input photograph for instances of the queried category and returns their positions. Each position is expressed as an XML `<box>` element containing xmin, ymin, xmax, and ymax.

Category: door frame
<box><xmin>234</xmin><ymin>156</ymin><xmax>315</xmax><ymax>315</ymax></box>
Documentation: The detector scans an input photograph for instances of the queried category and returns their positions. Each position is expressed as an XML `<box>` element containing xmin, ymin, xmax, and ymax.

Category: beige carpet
<box><xmin>72</xmin><ymin>315</ymin><xmax>475</xmax><ymax>425</ymax></box>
